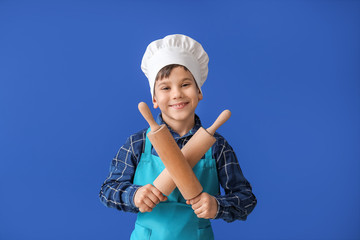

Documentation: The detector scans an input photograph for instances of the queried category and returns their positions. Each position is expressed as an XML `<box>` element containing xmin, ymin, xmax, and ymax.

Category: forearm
<box><xmin>99</xmin><ymin>132</ymin><xmax>145</xmax><ymax>213</ymax></box>
<box><xmin>213</xmin><ymin>135</ymin><xmax>257</xmax><ymax>222</ymax></box>
<box><xmin>99</xmin><ymin>179</ymin><xmax>142</xmax><ymax>212</ymax></box>
<box><xmin>214</xmin><ymin>190</ymin><xmax>257</xmax><ymax>222</ymax></box>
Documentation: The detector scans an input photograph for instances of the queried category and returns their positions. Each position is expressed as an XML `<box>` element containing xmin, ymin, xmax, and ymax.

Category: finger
<box><xmin>150</xmin><ymin>185</ymin><xmax>168</xmax><ymax>201</ymax></box>
<box><xmin>191</xmin><ymin>199</ymin><xmax>204</xmax><ymax>211</ymax></box>
<box><xmin>196</xmin><ymin>212</ymin><xmax>210</xmax><ymax>219</ymax></box>
<box><xmin>194</xmin><ymin>204</ymin><xmax>206</xmax><ymax>215</ymax></box>
<box><xmin>195</xmin><ymin>206</ymin><xmax>211</xmax><ymax>219</ymax></box>
<box><xmin>139</xmin><ymin>206</ymin><xmax>152</xmax><ymax>213</ymax></box>
<box><xmin>143</xmin><ymin>197</ymin><xmax>156</xmax><ymax>209</ymax></box>
<box><xmin>147</xmin><ymin>189</ymin><xmax>166</xmax><ymax>204</ymax></box>
<box><xmin>147</xmin><ymin>192</ymin><xmax>162</xmax><ymax>205</ymax></box>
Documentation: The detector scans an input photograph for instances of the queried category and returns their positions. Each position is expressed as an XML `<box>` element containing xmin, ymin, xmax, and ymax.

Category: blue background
<box><xmin>1</xmin><ymin>0</ymin><xmax>359</xmax><ymax>239</ymax></box>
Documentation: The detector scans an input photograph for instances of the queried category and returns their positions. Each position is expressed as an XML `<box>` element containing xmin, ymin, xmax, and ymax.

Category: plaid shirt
<box><xmin>99</xmin><ymin>114</ymin><xmax>257</xmax><ymax>222</ymax></box>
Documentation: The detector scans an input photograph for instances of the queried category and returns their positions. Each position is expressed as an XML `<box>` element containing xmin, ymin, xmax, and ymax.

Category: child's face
<box><xmin>152</xmin><ymin>67</ymin><xmax>203</xmax><ymax>125</ymax></box>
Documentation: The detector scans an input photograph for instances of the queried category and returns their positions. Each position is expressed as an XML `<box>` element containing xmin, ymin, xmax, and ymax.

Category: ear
<box><xmin>198</xmin><ymin>89</ymin><xmax>203</xmax><ymax>101</ymax></box>
<box><xmin>152</xmin><ymin>96</ymin><xmax>159</xmax><ymax>109</ymax></box>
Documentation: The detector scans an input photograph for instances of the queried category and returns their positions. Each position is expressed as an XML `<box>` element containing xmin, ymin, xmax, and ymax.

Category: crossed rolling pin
<box><xmin>138</xmin><ymin>102</ymin><xmax>231</xmax><ymax>200</ymax></box>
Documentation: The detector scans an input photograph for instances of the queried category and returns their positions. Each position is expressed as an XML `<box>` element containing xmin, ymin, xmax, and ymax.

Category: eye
<box><xmin>161</xmin><ymin>87</ymin><xmax>170</xmax><ymax>91</ymax></box>
<box><xmin>182</xmin><ymin>83</ymin><xmax>190</xmax><ymax>87</ymax></box>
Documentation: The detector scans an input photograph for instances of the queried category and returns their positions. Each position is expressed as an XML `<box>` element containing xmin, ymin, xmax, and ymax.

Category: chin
<box><xmin>171</xmin><ymin>112</ymin><xmax>194</xmax><ymax>121</ymax></box>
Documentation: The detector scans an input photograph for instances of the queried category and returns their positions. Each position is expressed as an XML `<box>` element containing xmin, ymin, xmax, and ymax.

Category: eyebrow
<box><xmin>156</xmin><ymin>81</ymin><xmax>168</xmax><ymax>88</ymax></box>
<box><xmin>181</xmin><ymin>78</ymin><xmax>193</xmax><ymax>82</ymax></box>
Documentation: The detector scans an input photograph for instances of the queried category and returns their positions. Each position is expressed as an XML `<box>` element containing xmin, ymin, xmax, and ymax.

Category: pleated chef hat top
<box><xmin>141</xmin><ymin>34</ymin><xmax>209</xmax><ymax>98</ymax></box>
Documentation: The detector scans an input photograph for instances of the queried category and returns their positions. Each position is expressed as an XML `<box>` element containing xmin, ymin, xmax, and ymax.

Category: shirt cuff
<box><xmin>213</xmin><ymin>196</ymin><xmax>224</xmax><ymax>219</ymax></box>
<box><xmin>128</xmin><ymin>184</ymin><xmax>142</xmax><ymax>210</ymax></box>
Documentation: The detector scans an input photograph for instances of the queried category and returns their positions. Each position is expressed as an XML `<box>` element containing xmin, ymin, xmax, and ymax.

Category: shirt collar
<box><xmin>155</xmin><ymin>113</ymin><xmax>202</xmax><ymax>139</ymax></box>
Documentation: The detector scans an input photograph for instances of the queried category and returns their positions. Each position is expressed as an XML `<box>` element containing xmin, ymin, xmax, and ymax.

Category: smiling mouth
<box><xmin>170</xmin><ymin>102</ymin><xmax>189</xmax><ymax>109</ymax></box>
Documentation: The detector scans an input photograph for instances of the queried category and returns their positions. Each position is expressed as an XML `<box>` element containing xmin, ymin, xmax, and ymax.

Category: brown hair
<box><xmin>155</xmin><ymin>64</ymin><xmax>191</xmax><ymax>81</ymax></box>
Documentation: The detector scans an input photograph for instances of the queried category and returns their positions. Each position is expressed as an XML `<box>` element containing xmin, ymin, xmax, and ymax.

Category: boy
<box><xmin>99</xmin><ymin>34</ymin><xmax>257</xmax><ymax>240</ymax></box>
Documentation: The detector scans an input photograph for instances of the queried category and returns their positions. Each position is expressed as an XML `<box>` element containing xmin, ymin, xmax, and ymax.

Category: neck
<box><xmin>161</xmin><ymin>114</ymin><xmax>195</xmax><ymax>137</ymax></box>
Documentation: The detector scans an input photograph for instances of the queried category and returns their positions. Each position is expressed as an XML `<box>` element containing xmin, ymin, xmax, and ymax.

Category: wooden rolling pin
<box><xmin>153</xmin><ymin>110</ymin><xmax>231</xmax><ymax>196</ymax></box>
<box><xmin>138</xmin><ymin>102</ymin><xmax>203</xmax><ymax>200</ymax></box>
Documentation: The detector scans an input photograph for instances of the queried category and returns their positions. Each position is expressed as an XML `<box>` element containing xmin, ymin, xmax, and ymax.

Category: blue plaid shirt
<box><xmin>99</xmin><ymin>114</ymin><xmax>257</xmax><ymax>222</ymax></box>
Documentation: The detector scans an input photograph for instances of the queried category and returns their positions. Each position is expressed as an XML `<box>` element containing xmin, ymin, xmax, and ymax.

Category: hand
<box><xmin>186</xmin><ymin>192</ymin><xmax>218</xmax><ymax>219</ymax></box>
<box><xmin>134</xmin><ymin>184</ymin><xmax>167</xmax><ymax>213</ymax></box>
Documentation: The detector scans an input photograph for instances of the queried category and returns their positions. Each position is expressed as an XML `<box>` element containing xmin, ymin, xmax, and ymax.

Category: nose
<box><xmin>172</xmin><ymin>87</ymin><xmax>183</xmax><ymax>99</ymax></box>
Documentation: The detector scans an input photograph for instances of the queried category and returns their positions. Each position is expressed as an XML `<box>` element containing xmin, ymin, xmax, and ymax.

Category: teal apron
<box><xmin>130</xmin><ymin>128</ymin><xmax>220</xmax><ymax>240</ymax></box>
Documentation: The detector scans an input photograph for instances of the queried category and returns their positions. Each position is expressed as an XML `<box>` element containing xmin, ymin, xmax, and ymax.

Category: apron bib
<box><xmin>130</xmin><ymin>128</ymin><xmax>219</xmax><ymax>240</ymax></box>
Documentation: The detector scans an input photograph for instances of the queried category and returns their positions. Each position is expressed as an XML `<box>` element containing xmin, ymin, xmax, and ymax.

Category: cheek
<box><xmin>154</xmin><ymin>95</ymin><xmax>167</xmax><ymax>106</ymax></box>
<box><xmin>189</xmin><ymin>89</ymin><xmax>200</xmax><ymax>99</ymax></box>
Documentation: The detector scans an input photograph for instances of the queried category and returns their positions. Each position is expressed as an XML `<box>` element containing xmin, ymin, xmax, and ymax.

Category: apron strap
<box><xmin>204</xmin><ymin>146</ymin><xmax>213</xmax><ymax>159</ymax></box>
<box><xmin>143</xmin><ymin>128</ymin><xmax>152</xmax><ymax>154</ymax></box>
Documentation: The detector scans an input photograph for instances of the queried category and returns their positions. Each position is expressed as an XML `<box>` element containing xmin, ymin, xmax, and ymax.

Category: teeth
<box><xmin>172</xmin><ymin>103</ymin><xmax>186</xmax><ymax>107</ymax></box>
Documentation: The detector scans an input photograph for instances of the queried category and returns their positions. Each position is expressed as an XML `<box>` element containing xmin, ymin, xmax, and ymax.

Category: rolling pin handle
<box><xmin>206</xmin><ymin>110</ymin><xmax>231</xmax><ymax>135</ymax></box>
<box><xmin>138</xmin><ymin>102</ymin><xmax>160</xmax><ymax>132</ymax></box>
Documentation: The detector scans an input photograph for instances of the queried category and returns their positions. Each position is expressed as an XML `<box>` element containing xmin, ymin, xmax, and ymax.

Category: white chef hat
<box><xmin>141</xmin><ymin>34</ymin><xmax>209</xmax><ymax>98</ymax></box>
